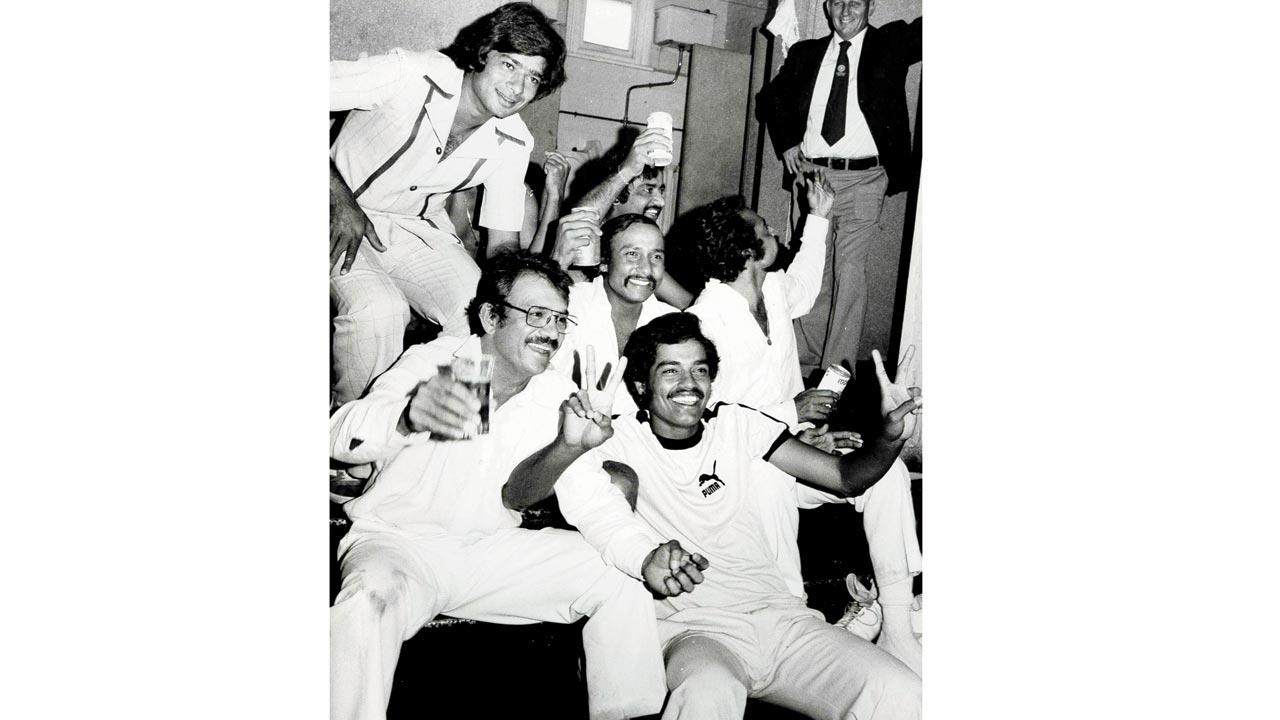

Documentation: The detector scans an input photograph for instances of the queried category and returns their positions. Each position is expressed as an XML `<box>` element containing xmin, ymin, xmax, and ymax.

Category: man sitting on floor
<box><xmin>505</xmin><ymin>312</ymin><xmax>922</xmax><ymax>719</ymax></box>
<box><xmin>329</xmin><ymin>251</ymin><xmax>706</xmax><ymax>720</ymax></box>
<box><xmin>679</xmin><ymin>185</ymin><xmax>923</xmax><ymax>672</ymax></box>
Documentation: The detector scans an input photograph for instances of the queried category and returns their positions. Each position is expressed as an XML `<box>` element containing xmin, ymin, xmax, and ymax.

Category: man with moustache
<box><xmin>758</xmin><ymin>0</ymin><xmax>922</xmax><ymax>381</ymax></box>
<box><xmin>329</xmin><ymin>3</ymin><xmax>568</xmax><ymax>406</ymax></box>
<box><xmin>504</xmin><ymin>313</ymin><xmax>922</xmax><ymax>719</ymax></box>
<box><xmin>329</xmin><ymin>251</ymin><xmax>707</xmax><ymax>720</ymax></box>
<box><xmin>556</xmin><ymin>129</ymin><xmax>695</xmax><ymax>306</ymax></box>
<box><xmin>551</xmin><ymin>214</ymin><xmax>678</xmax><ymax>417</ymax></box>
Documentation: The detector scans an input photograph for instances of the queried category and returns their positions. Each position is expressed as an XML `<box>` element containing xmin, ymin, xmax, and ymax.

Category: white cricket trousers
<box><xmin>658</xmin><ymin>605</ymin><xmax>920</xmax><ymax>720</ymax></box>
<box><xmin>758</xmin><ymin>458</ymin><xmax>921</xmax><ymax>599</ymax></box>
<box><xmin>330</xmin><ymin>525</ymin><xmax>667</xmax><ymax>720</ymax></box>
<box><xmin>330</xmin><ymin>216</ymin><xmax>482</xmax><ymax>405</ymax></box>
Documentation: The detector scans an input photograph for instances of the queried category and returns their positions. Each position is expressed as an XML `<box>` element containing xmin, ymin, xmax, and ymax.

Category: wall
<box><xmin>754</xmin><ymin>0</ymin><xmax>922</xmax><ymax>364</ymax></box>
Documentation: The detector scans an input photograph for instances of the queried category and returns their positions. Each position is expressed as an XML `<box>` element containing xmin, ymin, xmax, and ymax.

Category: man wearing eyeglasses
<box><xmin>758</xmin><ymin>0</ymin><xmax>921</xmax><ymax>382</ymax></box>
<box><xmin>330</xmin><ymin>250</ymin><xmax>708</xmax><ymax>720</ymax></box>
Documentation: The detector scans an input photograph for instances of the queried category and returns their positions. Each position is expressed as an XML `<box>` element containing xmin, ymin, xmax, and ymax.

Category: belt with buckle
<box><xmin>808</xmin><ymin>156</ymin><xmax>879</xmax><ymax>171</ymax></box>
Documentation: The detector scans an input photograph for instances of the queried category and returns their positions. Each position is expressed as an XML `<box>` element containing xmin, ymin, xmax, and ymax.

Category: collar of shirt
<box><xmin>420</xmin><ymin>55</ymin><xmax>533</xmax><ymax>162</ymax></box>
<box><xmin>825</xmin><ymin>27</ymin><xmax>868</xmax><ymax>60</ymax></box>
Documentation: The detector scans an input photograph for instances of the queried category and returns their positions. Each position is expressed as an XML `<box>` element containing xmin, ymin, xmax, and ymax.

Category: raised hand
<box><xmin>397</xmin><ymin>373</ymin><xmax>481</xmax><ymax>439</ymax></box>
<box><xmin>560</xmin><ymin>345</ymin><xmax>629</xmax><ymax>451</ymax></box>
<box><xmin>330</xmin><ymin>163</ymin><xmax>386</xmax><ymax>274</ymax></box>
<box><xmin>642</xmin><ymin>539</ymin><xmax>710</xmax><ymax>597</ymax></box>
<box><xmin>802</xmin><ymin>168</ymin><xmax>836</xmax><ymax>219</ymax></box>
<box><xmin>872</xmin><ymin>345</ymin><xmax>922</xmax><ymax>443</ymax></box>
<box><xmin>794</xmin><ymin>387</ymin><xmax>840</xmax><ymax>423</ymax></box>
<box><xmin>623</xmin><ymin>127</ymin><xmax>674</xmax><ymax>175</ymax></box>
<box><xmin>550</xmin><ymin>207</ymin><xmax>602</xmax><ymax>269</ymax></box>
<box><xmin>543</xmin><ymin>150</ymin><xmax>572</xmax><ymax>199</ymax></box>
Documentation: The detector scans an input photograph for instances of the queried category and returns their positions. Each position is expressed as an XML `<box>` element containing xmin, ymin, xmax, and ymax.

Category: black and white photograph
<box><xmin>327</xmin><ymin>1</ymin><xmax>922</xmax><ymax>718</ymax></box>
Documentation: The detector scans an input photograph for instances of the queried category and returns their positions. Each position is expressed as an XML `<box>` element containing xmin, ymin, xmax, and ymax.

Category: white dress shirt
<box><xmin>800</xmin><ymin>31</ymin><xmax>879</xmax><ymax>160</ymax></box>
<box><xmin>688</xmin><ymin>215</ymin><xmax>830</xmax><ymax>430</ymax></box>
<box><xmin>331</xmin><ymin>48</ymin><xmax>531</xmax><ymax>236</ymax></box>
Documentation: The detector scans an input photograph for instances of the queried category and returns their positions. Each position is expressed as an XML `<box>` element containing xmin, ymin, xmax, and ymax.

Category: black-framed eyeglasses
<box><xmin>496</xmin><ymin>301</ymin><xmax>578</xmax><ymax>333</ymax></box>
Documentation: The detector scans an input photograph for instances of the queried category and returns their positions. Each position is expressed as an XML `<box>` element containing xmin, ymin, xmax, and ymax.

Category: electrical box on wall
<box><xmin>654</xmin><ymin>5</ymin><xmax>716</xmax><ymax>47</ymax></box>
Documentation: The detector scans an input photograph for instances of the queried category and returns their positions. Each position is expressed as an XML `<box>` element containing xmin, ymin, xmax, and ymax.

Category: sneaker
<box><xmin>835</xmin><ymin>598</ymin><xmax>882</xmax><ymax>641</ymax></box>
<box><xmin>836</xmin><ymin>573</ymin><xmax>882</xmax><ymax>641</ymax></box>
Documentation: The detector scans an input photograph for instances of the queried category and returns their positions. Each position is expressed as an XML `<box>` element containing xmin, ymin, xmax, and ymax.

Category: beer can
<box><xmin>646</xmin><ymin>111</ymin><xmax>674</xmax><ymax>167</ymax></box>
<box><xmin>570</xmin><ymin>206</ymin><xmax>600</xmax><ymax>266</ymax></box>
<box><xmin>816</xmin><ymin>364</ymin><xmax>851</xmax><ymax>396</ymax></box>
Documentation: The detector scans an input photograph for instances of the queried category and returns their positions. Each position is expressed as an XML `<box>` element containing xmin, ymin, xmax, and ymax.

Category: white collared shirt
<box><xmin>331</xmin><ymin>335</ymin><xmax>577</xmax><ymax>538</ymax></box>
<box><xmin>688</xmin><ymin>215</ymin><xmax>830</xmax><ymax>430</ymax></box>
<box><xmin>330</xmin><ymin>48</ymin><xmax>532</xmax><ymax>238</ymax></box>
<box><xmin>550</xmin><ymin>276</ymin><xmax>680</xmax><ymax>416</ymax></box>
<box><xmin>801</xmin><ymin>31</ymin><xmax>879</xmax><ymax>159</ymax></box>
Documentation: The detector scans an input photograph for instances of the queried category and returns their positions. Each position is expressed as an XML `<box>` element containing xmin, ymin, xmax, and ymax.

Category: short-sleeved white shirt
<box><xmin>586</xmin><ymin>403</ymin><xmax>804</xmax><ymax>616</ymax></box>
<box><xmin>330</xmin><ymin>48</ymin><xmax>532</xmax><ymax>242</ymax></box>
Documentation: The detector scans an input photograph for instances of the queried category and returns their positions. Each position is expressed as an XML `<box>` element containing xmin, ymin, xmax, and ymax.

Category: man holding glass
<box><xmin>329</xmin><ymin>250</ymin><xmax>707</xmax><ymax>720</ymax></box>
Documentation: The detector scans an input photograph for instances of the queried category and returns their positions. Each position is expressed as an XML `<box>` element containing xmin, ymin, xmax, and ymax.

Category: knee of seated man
<box><xmin>341</xmin><ymin>286</ymin><xmax>411</xmax><ymax>327</ymax></box>
<box><xmin>853</xmin><ymin>660</ymin><xmax>921</xmax><ymax>713</ymax></box>
<box><xmin>344</xmin><ymin>565</ymin><xmax>419</xmax><ymax>617</ymax></box>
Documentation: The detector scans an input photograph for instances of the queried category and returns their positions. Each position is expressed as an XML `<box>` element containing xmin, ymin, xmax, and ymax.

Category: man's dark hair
<box><xmin>621</xmin><ymin>313</ymin><xmax>719</xmax><ymax>408</ymax></box>
<box><xmin>614</xmin><ymin>164</ymin><xmax>663</xmax><ymax>205</ymax></box>
<box><xmin>600</xmin><ymin>213</ymin><xmax>660</xmax><ymax>262</ymax></box>
<box><xmin>467</xmin><ymin>249</ymin><xmax>573</xmax><ymax>335</ymax></box>
<box><xmin>666</xmin><ymin>195</ymin><xmax>761</xmax><ymax>283</ymax></box>
<box><xmin>441</xmin><ymin>2</ymin><xmax>567</xmax><ymax>101</ymax></box>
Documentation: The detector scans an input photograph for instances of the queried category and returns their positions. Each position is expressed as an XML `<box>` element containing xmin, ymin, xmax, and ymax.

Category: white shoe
<box><xmin>835</xmin><ymin>598</ymin><xmax>882</xmax><ymax>641</ymax></box>
<box><xmin>835</xmin><ymin>573</ymin><xmax>882</xmax><ymax>641</ymax></box>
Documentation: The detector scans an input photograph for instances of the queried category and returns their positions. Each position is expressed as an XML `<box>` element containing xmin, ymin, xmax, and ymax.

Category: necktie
<box><xmin>821</xmin><ymin>41</ymin><xmax>851</xmax><ymax>147</ymax></box>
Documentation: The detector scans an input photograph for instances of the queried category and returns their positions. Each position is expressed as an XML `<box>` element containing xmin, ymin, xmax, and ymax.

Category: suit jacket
<box><xmin>758</xmin><ymin>19</ymin><xmax>921</xmax><ymax>196</ymax></box>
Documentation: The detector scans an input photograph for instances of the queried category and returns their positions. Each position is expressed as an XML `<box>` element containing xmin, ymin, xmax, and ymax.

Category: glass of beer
<box><xmin>450</xmin><ymin>354</ymin><xmax>494</xmax><ymax>435</ymax></box>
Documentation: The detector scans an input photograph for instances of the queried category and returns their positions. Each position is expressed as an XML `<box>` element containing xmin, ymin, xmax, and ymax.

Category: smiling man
<box><xmin>758</xmin><ymin>0</ymin><xmax>922</xmax><ymax>382</ymax></box>
<box><xmin>551</xmin><ymin>214</ymin><xmax>678</xmax><ymax>416</ymax></box>
<box><xmin>507</xmin><ymin>312</ymin><xmax>923</xmax><ymax>719</ymax></box>
<box><xmin>329</xmin><ymin>251</ymin><xmax>710</xmax><ymax>720</ymax></box>
<box><xmin>329</xmin><ymin>3</ymin><xmax>568</xmax><ymax>406</ymax></box>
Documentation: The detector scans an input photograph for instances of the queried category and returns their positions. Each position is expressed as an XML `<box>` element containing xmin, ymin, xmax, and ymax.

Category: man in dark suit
<box><xmin>758</xmin><ymin>0</ymin><xmax>921</xmax><ymax>381</ymax></box>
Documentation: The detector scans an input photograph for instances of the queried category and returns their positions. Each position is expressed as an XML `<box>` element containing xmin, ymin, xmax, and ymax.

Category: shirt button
<box><xmin>409</xmin><ymin>186</ymin><xmax>418</xmax><ymax>191</ymax></box>
<box><xmin>436</xmin><ymin>147</ymin><xmax>443</xmax><ymax>155</ymax></box>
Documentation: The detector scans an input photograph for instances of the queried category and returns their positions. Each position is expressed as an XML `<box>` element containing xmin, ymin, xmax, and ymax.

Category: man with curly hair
<box><xmin>329</xmin><ymin>3</ymin><xmax>568</xmax><ymax>406</ymax></box>
<box><xmin>678</xmin><ymin>185</ymin><xmax>923</xmax><ymax>674</ymax></box>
